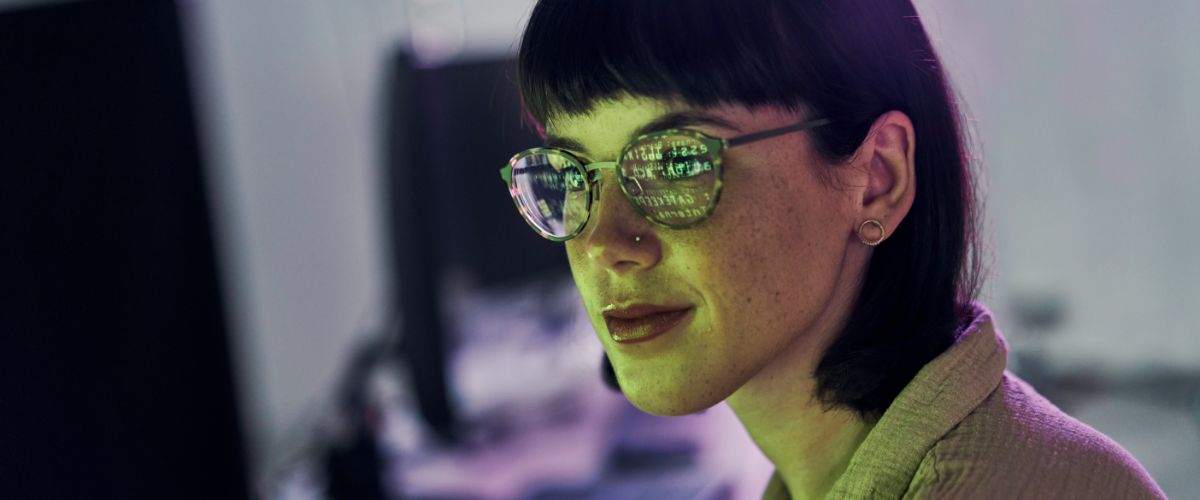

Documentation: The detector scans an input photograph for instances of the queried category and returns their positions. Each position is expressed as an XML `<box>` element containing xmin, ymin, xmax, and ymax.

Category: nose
<box><xmin>577</xmin><ymin>169</ymin><xmax>662</xmax><ymax>275</ymax></box>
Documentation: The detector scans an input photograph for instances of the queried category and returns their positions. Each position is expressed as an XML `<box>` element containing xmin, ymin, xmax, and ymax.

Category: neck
<box><xmin>728</xmin><ymin>242</ymin><xmax>875</xmax><ymax>499</ymax></box>
<box><xmin>724</xmin><ymin>235</ymin><xmax>878</xmax><ymax>498</ymax></box>
<box><xmin>728</xmin><ymin>335</ymin><xmax>875</xmax><ymax>499</ymax></box>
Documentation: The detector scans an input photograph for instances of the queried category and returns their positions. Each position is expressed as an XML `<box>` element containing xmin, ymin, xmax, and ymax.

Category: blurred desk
<box><xmin>396</xmin><ymin>381</ymin><xmax>771</xmax><ymax>500</ymax></box>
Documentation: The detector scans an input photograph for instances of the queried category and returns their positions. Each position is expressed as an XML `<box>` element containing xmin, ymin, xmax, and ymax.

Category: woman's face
<box><xmin>549</xmin><ymin>95</ymin><xmax>865</xmax><ymax>416</ymax></box>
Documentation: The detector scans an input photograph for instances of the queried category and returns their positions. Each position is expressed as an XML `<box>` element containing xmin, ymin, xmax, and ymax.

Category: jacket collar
<box><xmin>765</xmin><ymin>304</ymin><xmax>1007</xmax><ymax>499</ymax></box>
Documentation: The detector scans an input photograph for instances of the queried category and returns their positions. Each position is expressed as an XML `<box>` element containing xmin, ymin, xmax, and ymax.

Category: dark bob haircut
<box><xmin>518</xmin><ymin>0</ymin><xmax>985</xmax><ymax>419</ymax></box>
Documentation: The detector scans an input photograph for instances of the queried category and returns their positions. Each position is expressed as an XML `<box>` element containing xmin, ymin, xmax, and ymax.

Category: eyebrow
<box><xmin>544</xmin><ymin>110</ymin><xmax>742</xmax><ymax>156</ymax></box>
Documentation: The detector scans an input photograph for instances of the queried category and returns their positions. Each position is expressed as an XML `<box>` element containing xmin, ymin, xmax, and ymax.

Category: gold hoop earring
<box><xmin>857</xmin><ymin>219</ymin><xmax>886</xmax><ymax>246</ymax></box>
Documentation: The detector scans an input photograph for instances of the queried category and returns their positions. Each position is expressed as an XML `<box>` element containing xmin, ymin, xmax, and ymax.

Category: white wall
<box><xmin>916</xmin><ymin>0</ymin><xmax>1200</xmax><ymax>371</ymax></box>
<box><xmin>180</xmin><ymin>0</ymin><xmax>536</xmax><ymax>484</ymax></box>
<box><xmin>182</xmin><ymin>0</ymin><xmax>405</xmax><ymax>479</ymax></box>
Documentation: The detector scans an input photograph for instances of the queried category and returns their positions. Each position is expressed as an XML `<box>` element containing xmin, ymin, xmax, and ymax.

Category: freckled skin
<box><xmin>553</xmin><ymin>95</ymin><xmax>864</xmax><ymax>416</ymax></box>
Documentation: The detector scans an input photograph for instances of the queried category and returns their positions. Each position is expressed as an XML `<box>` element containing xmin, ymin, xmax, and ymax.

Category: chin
<box><xmin>616</xmin><ymin>372</ymin><xmax>731</xmax><ymax>416</ymax></box>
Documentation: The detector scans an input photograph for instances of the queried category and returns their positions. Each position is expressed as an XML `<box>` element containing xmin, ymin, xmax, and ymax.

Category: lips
<box><xmin>602</xmin><ymin>304</ymin><xmax>693</xmax><ymax>344</ymax></box>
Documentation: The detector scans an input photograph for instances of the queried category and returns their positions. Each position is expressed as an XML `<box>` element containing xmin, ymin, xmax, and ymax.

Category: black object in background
<box><xmin>0</xmin><ymin>2</ymin><xmax>249</xmax><ymax>499</ymax></box>
<box><xmin>386</xmin><ymin>54</ymin><xmax>571</xmax><ymax>441</ymax></box>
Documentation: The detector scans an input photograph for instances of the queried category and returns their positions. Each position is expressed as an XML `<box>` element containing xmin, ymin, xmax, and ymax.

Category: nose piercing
<box><xmin>634</xmin><ymin>235</ymin><xmax>642</xmax><ymax>243</ymax></box>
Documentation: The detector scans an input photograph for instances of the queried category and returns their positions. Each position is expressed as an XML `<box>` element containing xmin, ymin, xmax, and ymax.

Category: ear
<box><xmin>854</xmin><ymin>110</ymin><xmax>916</xmax><ymax>245</ymax></box>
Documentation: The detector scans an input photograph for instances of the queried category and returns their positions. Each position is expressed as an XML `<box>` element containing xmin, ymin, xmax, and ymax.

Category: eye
<box><xmin>662</xmin><ymin>157</ymin><xmax>713</xmax><ymax>180</ymax></box>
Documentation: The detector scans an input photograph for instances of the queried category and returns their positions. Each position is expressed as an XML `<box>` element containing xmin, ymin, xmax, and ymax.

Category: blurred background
<box><xmin>2</xmin><ymin>0</ymin><xmax>1197</xmax><ymax>498</ymax></box>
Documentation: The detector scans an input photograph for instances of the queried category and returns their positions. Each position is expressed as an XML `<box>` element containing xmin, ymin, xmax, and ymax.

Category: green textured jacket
<box><xmin>764</xmin><ymin>305</ymin><xmax>1166</xmax><ymax>500</ymax></box>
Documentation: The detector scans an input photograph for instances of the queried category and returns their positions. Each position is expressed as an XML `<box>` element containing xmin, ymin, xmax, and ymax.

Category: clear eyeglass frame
<box><xmin>499</xmin><ymin>117</ymin><xmax>831</xmax><ymax>242</ymax></box>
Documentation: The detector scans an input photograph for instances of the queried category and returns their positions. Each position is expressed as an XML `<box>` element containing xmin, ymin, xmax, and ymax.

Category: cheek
<box><xmin>693</xmin><ymin>166</ymin><xmax>849</xmax><ymax>333</ymax></box>
<box><xmin>565</xmin><ymin>245</ymin><xmax>610</xmax><ymax>342</ymax></box>
<box><xmin>564</xmin><ymin>243</ymin><xmax>594</xmax><ymax>296</ymax></box>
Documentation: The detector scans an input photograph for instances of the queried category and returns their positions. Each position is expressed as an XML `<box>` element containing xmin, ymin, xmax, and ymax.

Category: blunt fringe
<box><xmin>518</xmin><ymin>0</ymin><xmax>985</xmax><ymax>419</ymax></box>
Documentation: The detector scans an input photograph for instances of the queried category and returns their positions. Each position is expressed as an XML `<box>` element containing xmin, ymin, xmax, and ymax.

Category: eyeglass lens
<box><xmin>509</xmin><ymin>132</ymin><xmax>718</xmax><ymax>239</ymax></box>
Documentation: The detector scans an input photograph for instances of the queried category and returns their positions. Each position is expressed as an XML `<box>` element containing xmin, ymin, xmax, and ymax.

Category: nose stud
<box><xmin>634</xmin><ymin>235</ymin><xmax>642</xmax><ymax>243</ymax></box>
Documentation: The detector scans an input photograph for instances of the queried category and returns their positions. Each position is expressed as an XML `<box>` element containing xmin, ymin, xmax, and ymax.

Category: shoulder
<box><xmin>903</xmin><ymin>372</ymin><xmax>1165</xmax><ymax>500</ymax></box>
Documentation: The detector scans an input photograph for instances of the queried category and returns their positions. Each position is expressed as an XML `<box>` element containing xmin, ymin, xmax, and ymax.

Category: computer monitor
<box><xmin>0</xmin><ymin>2</ymin><xmax>249</xmax><ymax>498</ymax></box>
<box><xmin>385</xmin><ymin>53</ymin><xmax>576</xmax><ymax>441</ymax></box>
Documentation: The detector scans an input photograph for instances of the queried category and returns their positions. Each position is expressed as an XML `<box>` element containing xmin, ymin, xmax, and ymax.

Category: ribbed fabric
<box><xmin>763</xmin><ymin>304</ymin><xmax>1166</xmax><ymax>499</ymax></box>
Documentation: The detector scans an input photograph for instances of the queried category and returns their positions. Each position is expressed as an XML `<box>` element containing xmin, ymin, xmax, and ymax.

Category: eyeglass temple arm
<box><xmin>725</xmin><ymin>118</ymin><xmax>831</xmax><ymax>148</ymax></box>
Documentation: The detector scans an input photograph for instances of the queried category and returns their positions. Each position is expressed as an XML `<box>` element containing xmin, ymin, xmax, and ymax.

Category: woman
<box><xmin>499</xmin><ymin>0</ymin><xmax>1165</xmax><ymax>498</ymax></box>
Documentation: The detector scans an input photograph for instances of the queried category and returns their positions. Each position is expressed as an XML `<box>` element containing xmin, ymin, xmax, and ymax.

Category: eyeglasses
<box><xmin>499</xmin><ymin>117</ymin><xmax>831</xmax><ymax>241</ymax></box>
